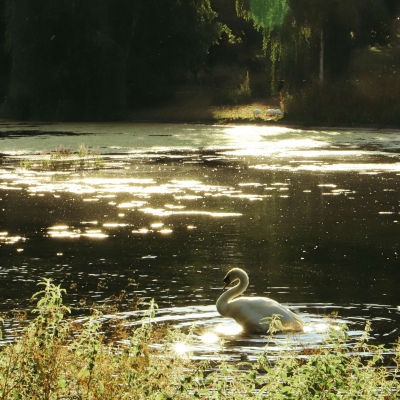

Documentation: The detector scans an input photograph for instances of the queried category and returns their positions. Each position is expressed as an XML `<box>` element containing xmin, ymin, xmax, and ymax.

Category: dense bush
<box><xmin>284</xmin><ymin>77</ymin><xmax>400</xmax><ymax>126</ymax></box>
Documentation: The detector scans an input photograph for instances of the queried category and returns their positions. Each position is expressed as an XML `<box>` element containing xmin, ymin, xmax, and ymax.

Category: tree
<box><xmin>3</xmin><ymin>0</ymin><xmax>221</xmax><ymax>120</ymax></box>
<box><xmin>127</xmin><ymin>0</ymin><xmax>222</xmax><ymax>106</ymax></box>
<box><xmin>0</xmin><ymin>2</ymin><xmax>10</xmax><ymax>102</ymax></box>
<box><xmin>236</xmin><ymin>0</ymin><xmax>309</xmax><ymax>93</ymax></box>
<box><xmin>237</xmin><ymin>0</ymin><xmax>400</xmax><ymax>93</ymax></box>
<box><xmin>287</xmin><ymin>0</ymin><xmax>398</xmax><ymax>84</ymax></box>
<box><xmin>4</xmin><ymin>0</ymin><xmax>131</xmax><ymax>120</ymax></box>
<box><xmin>247</xmin><ymin>0</ymin><xmax>289</xmax><ymax>30</ymax></box>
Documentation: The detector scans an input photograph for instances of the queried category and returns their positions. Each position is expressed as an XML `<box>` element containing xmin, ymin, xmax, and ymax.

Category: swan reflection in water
<box><xmin>216</xmin><ymin>268</ymin><xmax>303</xmax><ymax>334</ymax></box>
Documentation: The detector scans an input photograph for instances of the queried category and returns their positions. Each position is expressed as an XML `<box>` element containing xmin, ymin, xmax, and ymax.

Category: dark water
<box><xmin>0</xmin><ymin>122</ymin><xmax>399</xmax><ymax>355</ymax></box>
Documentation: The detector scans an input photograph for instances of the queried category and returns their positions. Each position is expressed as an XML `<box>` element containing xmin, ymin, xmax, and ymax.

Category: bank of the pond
<box><xmin>123</xmin><ymin>97</ymin><xmax>282</xmax><ymax>125</ymax></box>
<box><xmin>125</xmin><ymin>104</ymin><xmax>400</xmax><ymax>130</ymax></box>
<box><xmin>3</xmin><ymin>97</ymin><xmax>400</xmax><ymax>130</ymax></box>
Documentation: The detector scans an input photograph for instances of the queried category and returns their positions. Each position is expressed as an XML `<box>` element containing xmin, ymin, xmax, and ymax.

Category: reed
<box><xmin>20</xmin><ymin>144</ymin><xmax>104</xmax><ymax>171</ymax></box>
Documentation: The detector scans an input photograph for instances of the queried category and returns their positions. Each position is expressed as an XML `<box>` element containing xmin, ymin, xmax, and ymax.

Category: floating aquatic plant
<box><xmin>19</xmin><ymin>144</ymin><xmax>104</xmax><ymax>171</ymax></box>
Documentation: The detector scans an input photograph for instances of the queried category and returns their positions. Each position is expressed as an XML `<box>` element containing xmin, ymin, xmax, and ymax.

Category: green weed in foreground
<box><xmin>0</xmin><ymin>279</ymin><xmax>399</xmax><ymax>399</ymax></box>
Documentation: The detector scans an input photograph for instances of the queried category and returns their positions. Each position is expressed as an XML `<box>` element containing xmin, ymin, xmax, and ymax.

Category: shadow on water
<box><xmin>0</xmin><ymin>122</ymin><xmax>399</xmax><ymax>358</ymax></box>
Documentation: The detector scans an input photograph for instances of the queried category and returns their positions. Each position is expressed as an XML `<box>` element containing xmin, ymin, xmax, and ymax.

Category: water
<box><xmin>0</xmin><ymin>121</ymin><xmax>399</xmax><ymax>356</ymax></box>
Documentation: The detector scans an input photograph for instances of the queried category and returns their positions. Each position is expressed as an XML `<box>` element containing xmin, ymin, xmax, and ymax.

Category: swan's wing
<box><xmin>227</xmin><ymin>297</ymin><xmax>302</xmax><ymax>332</ymax></box>
<box><xmin>250</xmin><ymin>297</ymin><xmax>303</xmax><ymax>329</ymax></box>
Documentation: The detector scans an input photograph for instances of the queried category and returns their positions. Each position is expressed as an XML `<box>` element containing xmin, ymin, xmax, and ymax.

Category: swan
<box><xmin>253</xmin><ymin>109</ymin><xmax>262</xmax><ymax>117</ymax></box>
<box><xmin>216</xmin><ymin>268</ymin><xmax>303</xmax><ymax>333</ymax></box>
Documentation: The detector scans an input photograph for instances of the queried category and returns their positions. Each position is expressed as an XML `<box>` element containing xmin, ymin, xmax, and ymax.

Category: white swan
<box><xmin>216</xmin><ymin>268</ymin><xmax>303</xmax><ymax>333</ymax></box>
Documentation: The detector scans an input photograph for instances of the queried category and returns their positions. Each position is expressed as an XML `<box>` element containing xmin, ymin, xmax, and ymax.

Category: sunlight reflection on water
<box><xmin>94</xmin><ymin>304</ymin><xmax>370</xmax><ymax>362</ymax></box>
<box><xmin>0</xmin><ymin>123</ymin><xmax>399</xmax><ymax>358</ymax></box>
<box><xmin>0</xmin><ymin>232</ymin><xmax>25</xmax><ymax>244</ymax></box>
<box><xmin>47</xmin><ymin>225</ymin><xmax>108</xmax><ymax>239</ymax></box>
<box><xmin>252</xmin><ymin>162</ymin><xmax>400</xmax><ymax>172</ymax></box>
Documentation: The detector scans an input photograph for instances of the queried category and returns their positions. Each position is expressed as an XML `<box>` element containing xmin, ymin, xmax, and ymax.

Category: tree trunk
<box><xmin>319</xmin><ymin>28</ymin><xmax>324</xmax><ymax>84</ymax></box>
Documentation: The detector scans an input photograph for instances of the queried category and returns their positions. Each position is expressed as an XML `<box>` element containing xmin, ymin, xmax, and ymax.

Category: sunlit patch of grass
<box><xmin>19</xmin><ymin>144</ymin><xmax>104</xmax><ymax>171</ymax></box>
<box><xmin>0</xmin><ymin>279</ymin><xmax>399</xmax><ymax>399</ymax></box>
<box><xmin>211</xmin><ymin>101</ymin><xmax>284</xmax><ymax>123</ymax></box>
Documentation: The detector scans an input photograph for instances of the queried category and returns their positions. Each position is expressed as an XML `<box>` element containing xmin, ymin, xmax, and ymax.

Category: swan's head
<box><xmin>223</xmin><ymin>267</ymin><xmax>247</xmax><ymax>289</ymax></box>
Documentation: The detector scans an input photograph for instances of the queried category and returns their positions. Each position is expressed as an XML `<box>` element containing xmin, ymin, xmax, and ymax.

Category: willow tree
<box><xmin>236</xmin><ymin>0</ymin><xmax>310</xmax><ymax>93</ymax></box>
<box><xmin>247</xmin><ymin>0</ymin><xmax>291</xmax><ymax>89</ymax></box>
<box><xmin>236</xmin><ymin>0</ymin><xmax>400</xmax><ymax>94</ymax></box>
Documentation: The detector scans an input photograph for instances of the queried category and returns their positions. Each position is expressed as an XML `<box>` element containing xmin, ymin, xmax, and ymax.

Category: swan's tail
<box><xmin>290</xmin><ymin>313</ymin><xmax>304</xmax><ymax>331</ymax></box>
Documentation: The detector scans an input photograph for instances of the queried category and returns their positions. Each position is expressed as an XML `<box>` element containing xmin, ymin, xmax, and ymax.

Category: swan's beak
<box><xmin>223</xmin><ymin>276</ymin><xmax>231</xmax><ymax>290</ymax></box>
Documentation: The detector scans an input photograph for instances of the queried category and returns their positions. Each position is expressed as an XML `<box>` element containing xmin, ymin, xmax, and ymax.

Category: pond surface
<box><xmin>0</xmin><ymin>121</ymin><xmax>399</xmax><ymax>356</ymax></box>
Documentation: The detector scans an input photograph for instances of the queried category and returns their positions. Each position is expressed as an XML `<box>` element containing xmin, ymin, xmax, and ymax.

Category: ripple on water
<box><xmin>1</xmin><ymin>301</ymin><xmax>398</xmax><ymax>364</ymax></box>
<box><xmin>93</xmin><ymin>303</ymin><xmax>397</xmax><ymax>362</ymax></box>
<box><xmin>1</xmin><ymin>125</ymin><xmax>399</xmax><ymax>360</ymax></box>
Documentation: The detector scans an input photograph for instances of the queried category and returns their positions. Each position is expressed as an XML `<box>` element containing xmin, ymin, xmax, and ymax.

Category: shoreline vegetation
<box><xmin>0</xmin><ymin>279</ymin><xmax>399</xmax><ymax>399</ymax></box>
<box><xmin>2</xmin><ymin>105</ymin><xmax>400</xmax><ymax>132</ymax></box>
<box><xmin>125</xmin><ymin>100</ymin><xmax>400</xmax><ymax>130</ymax></box>
<box><xmin>2</xmin><ymin>91</ymin><xmax>400</xmax><ymax>130</ymax></box>
<box><xmin>123</xmin><ymin>81</ymin><xmax>400</xmax><ymax>129</ymax></box>
<box><xmin>125</xmin><ymin>96</ymin><xmax>284</xmax><ymax>125</ymax></box>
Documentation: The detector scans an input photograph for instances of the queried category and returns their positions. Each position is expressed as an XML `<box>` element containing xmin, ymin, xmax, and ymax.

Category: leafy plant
<box><xmin>0</xmin><ymin>280</ymin><xmax>399</xmax><ymax>399</ymax></box>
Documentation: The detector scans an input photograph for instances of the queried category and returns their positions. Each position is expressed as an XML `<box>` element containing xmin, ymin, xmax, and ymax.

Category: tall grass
<box><xmin>0</xmin><ymin>279</ymin><xmax>399</xmax><ymax>399</ymax></box>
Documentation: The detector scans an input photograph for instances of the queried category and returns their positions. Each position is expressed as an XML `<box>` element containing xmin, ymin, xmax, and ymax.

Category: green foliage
<box><xmin>0</xmin><ymin>280</ymin><xmax>399</xmax><ymax>399</ymax></box>
<box><xmin>0</xmin><ymin>280</ymin><xmax>195</xmax><ymax>399</ymax></box>
<box><xmin>2</xmin><ymin>0</ymin><xmax>222</xmax><ymax>120</ymax></box>
<box><xmin>257</xmin><ymin>323</ymin><xmax>400</xmax><ymax>399</ymax></box>
<box><xmin>128</xmin><ymin>0</ymin><xmax>222</xmax><ymax>106</ymax></box>
<box><xmin>236</xmin><ymin>0</ymin><xmax>400</xmax><ymax>97</ymax></box>
<box><xmin>249</xmin><ymin>0</ymin><xmax>289</xmax><ymax>30</ymax></box>
<box><xmin>284</xmin><ymin>66</ymin><xmax>400</xmax><ymax>126</ymax></box>
<box><xmin>4</xmin><ymin>0</ymin><xmax>129</xmax><ymax>121</ymax></box>
<box><xmin>212</xmin><ymin>69</ymin><xmax>253</xmax><ymax>105</ymax></box>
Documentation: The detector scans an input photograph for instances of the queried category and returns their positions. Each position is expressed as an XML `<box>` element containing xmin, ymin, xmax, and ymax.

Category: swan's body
<box><xmin>216</xmin><ymin>268</ymin><xmax>303</xmax><ymax>333</ymax></box>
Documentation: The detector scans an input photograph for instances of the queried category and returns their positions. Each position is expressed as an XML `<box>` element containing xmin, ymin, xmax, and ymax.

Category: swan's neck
<box><xmin>216</xmin><ymin>272</ymin><xmax>249</xmax><ymax>316</ymax></box>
